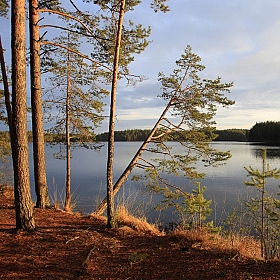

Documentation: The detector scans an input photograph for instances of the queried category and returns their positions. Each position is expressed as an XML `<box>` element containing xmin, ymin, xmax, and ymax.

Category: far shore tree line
<box><xmin>1</xmin><ymin>121</ymin><xmax>280</xmax><ymax>143</ymax></box>
<box><xmin>95</xmin><ymin>121</ymin><xmax>280</xmax><ymax>142</ymax></box>
<box><xmin>0</xmin><ymin>128</ymin><xmax>249</xmax><ymax>142</ymax></box>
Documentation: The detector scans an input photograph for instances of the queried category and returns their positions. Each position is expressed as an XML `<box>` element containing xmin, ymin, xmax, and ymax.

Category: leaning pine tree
<box><xmin>94</xmin><ymin>45</ymin><xmax>234</xmax><ymax>215</ymax></box>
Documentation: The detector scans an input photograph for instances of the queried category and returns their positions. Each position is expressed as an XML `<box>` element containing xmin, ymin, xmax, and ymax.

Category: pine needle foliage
<box><xmin>244</xmin><ymin>148</ymin><xmax>280</xmax><ymax>259</ymax></box>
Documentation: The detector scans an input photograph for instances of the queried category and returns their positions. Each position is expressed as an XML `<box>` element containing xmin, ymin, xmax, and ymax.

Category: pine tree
<box><xmin>29</xmin><ymin>0</ymin><xmax>50</xmax><ymax>208</ymax></box>
<box><xmin>86</xmin><ymin>0</ymin><xmax>153</xmax><ymax>227</ymax></box>
<box><xmin>95</xmin><ymin>46</ymin><xmax>234</xmax><ymax>215</ymax></box>
<box><xmin>44</xmin><ymin>30</ymin><xmax>107</xmax><ymax>212</ymax></box>
<box><xmin>245</xmin><ymin>148</ymin><xmax>280</xmax><ymax>259</ymax></box>
<box><xmin>11</xmin><ymin>0</ymin><xmax>36</xmax><ymax>231</ymax></box>
<box><xmin>183</xmin><ymin>182</ymin><xmax>212</xmax><ymax>230</ymax></box>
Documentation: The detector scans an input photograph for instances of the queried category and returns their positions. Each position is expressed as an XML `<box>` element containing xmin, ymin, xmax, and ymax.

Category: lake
<box><xmin>28</xmin><ymin>142</ymin><xmax>280</xmax><ymax>226</ymax></box>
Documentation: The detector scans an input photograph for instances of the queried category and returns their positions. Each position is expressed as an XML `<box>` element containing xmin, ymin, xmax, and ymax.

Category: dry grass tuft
<box><xmin>0</xmin><ymin>184</ymin><xmax>14</xmax><ymax>199</ymax></box>
<box><xmin>114</xmin><ymin>205</ymin><xmax>163</xmax><ymax>236</ymax></box>
<box><xmin>233</xmin><ymin>235</ymin><xmax>262</xmax><ymax>259</ymax></box>
<box><xmin>170</xmin><ymin>228</ymin><xmax>262</xmax><ymax>260</ymax></box>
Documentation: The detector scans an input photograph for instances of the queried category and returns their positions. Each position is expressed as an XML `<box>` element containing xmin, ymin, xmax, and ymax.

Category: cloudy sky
<box><xmin>1</xmin><ymin>0</ymin><xmax>280</xmax><ymax>133</ymax></box>
<box><xmin>106</xmin><ymin>0</ymin><xmax>280</xmax><ymax>133</ymax></box>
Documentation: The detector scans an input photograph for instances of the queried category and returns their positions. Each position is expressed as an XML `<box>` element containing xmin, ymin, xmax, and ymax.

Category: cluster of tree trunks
<box><xmin>1</xmin><ymin>0</ymin><xmax>235</xmax><ymax>232</ymax></box>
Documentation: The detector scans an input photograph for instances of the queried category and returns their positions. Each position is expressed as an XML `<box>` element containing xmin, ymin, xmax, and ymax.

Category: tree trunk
<box><xmin>0</xmin><ymin>36</ymin><xmax>13</xmax><ymax>130</ymax></box>
<box><xmin>29</xmin><ymin>0</ymin><xmax>50</xmax><ymax>208</ymax></box>
<box><xmin>106</xmin><ymin>0</ymin><xmax>125</xmax><ymax>228</ymax></box>
<box><xmin>64</xmin><ymin>32</ymin><xmax>71</xmax><ymax>212</ymax></box>
<box><xmin>0</xmin><ymin>36</ymin><xmax>16</xmax><ymax>203</ymax></box>
<box><xmin>261</xmin><ymin>148</ymin><xmax>266</xmax><ymax>259</ymax></box>
<box><xmin>95</xmin><ymin>95</ymin><xmax>174</xmax><ymax>216</ymax></box>
<box><xmin>96</xmin><ymin>60</ymin><xmax>189</xmax><ymax>216</ymax></box>
<box><xmin>11</xmin><ymin>0</ymin><xmax>35</xmax><ymax>231</ymax></box>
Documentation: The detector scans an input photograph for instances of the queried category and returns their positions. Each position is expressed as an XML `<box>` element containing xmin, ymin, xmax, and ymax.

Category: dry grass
<box><xmin>0</xmin><ymin>186</ymin><xmax>262</xmax><ymax>261</ymax></box>
<box><xmin>90</xmin><ymin>205</ymin><xmax>262</xmax><ymax>261</ymax></box>
<box><xmin>113</xmin><ymin>205</ymin><xmax>163</xmax><ymax>236</ymax></box>
<box><xmin>170</xmin><ymin>227</ymin><xmax>262</xmax><ymax>260</ymax></box>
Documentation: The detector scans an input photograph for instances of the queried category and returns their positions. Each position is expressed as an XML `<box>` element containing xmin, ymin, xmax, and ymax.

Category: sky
<box><xmin>1</xmin><ymin>0</ymin><xmax>280</xmax><ymax>133</ymax></box>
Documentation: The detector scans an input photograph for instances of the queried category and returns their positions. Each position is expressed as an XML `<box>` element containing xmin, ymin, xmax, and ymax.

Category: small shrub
<box><xmin>128</xmin><ymin>252</ymin><xmax>149</xmax><ymax>263</ymax></box>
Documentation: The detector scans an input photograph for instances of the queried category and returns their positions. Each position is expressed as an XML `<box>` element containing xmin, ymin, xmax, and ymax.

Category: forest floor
<box><xmin>1</xmin><ymin>189</ymin><xmax>280</xmax><ymax>280</ymax></box>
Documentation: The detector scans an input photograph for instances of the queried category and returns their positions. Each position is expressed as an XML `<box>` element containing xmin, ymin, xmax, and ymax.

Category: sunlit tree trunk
<box><xmin>29</xmin><ymin>0</ymin><xmax>50</xmax><ymax>208</ymax></box>
<box><xmin>106</xmin><ymin>0</ymin><xmax>125</xmax><ymax>228</ymax></box>
<box><xmin>11</xmin><ymin>0</ymin><xmax>35</xmax><ymax>231</ymax></box>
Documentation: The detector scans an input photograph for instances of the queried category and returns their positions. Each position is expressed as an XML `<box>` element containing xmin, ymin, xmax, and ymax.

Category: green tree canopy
<box><xmin>0</xmin><ymin>0</ymin><xmax>9</xmax><ymax>17</ymax></box>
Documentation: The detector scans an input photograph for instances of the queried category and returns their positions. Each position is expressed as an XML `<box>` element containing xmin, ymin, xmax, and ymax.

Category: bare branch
<box><xmin>40</xmin><ymin>41</ymin><xmax>112</xmax><ymax>71</ymax></box>
<box><xmin>39</xmin><ymin>8</ymin><xmax>98</xmax><ymax>39</ymax></box>
<box><xmin>40</xmin><ymin>24</ymin><xmax>94</xmax><ymax>38</ymax></box>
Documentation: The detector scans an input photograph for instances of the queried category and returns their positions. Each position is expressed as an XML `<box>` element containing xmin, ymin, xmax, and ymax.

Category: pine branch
<box><xmin>40</xmin><ymin>41</ymin><xmax>112</xmax><ymax>71</ymax></box>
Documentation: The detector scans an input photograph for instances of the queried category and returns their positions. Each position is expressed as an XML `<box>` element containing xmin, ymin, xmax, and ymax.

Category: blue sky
<box><xmin>1</xmin><ymin>0</ymin><xmax>280</xmax><ymax>133</ymax></box>
<box><xmin>109</xmin><ymin>0</ymin><xmax>280</xmax><ymax>133</ymax></box>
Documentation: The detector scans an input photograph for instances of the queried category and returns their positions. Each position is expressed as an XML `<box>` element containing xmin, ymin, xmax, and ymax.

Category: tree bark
<box><xmin>64</xmin><ymin>32</ymin><xmax>71</xmax><ymax>212</ymax></box>
<box><xmin>11</xmin><ymin>0</ymin><xmax>35</xmax><ymax>231</ymax></box>
<box><xmin>29</xmin><ymin>0</ymin><xmax>50</xmax><ymax>208</ymax></box>
<box><xmin>0</xmin><ymin>36</ymin><xmax>13</xmax><ymax>130</ymax></box>
<box><xmin>106</xmin><ymin>0</ymin><xmax>125</xmax><ymax>228</ymax></box>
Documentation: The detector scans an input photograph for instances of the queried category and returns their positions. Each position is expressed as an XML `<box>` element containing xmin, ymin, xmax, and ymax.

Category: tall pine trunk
<box><xmin>29</xmin><ymin>0</ymin><xmax>50</xmax><ymax>208</ymax></box>
<box><xmin>64</xmin><ymin>33</ymin><xmax>71</xmax><ymax>212</ymax></box>
<box><xmin>11</xmin><ymin>0</ymin><xmax>35</xmax><ymax>231</ymax></box>
<box><xmin>106</xmin><ymin>0</ymin><xmax>125</xmax><ymax>228</ymax></box>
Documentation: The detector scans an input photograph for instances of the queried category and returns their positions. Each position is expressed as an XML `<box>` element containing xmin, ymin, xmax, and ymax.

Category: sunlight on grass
<box><xmin>113</xmin><ymin>205</ymin><xmax>162</xmax><ymax>236</ymax></box>
<box><xmin>170</xmin><ymin>228</ymin><xmax>262</xmax><ymax>260</ymax></box>
<box><xmin>0</xmin><ymin>184</ymin><xmax>13</xmax><ymax>199</ymax></box>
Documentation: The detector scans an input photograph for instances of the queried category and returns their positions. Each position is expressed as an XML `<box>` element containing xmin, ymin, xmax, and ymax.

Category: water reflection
<box><xmin>251</xmin><ymin>147</ymin><xmax>280</xmax><ymax>159</ymax></box>
<box><xmin>26</xmin><ymin>142</ymin><xmax>280</xmax><ymax>225</ymax></box>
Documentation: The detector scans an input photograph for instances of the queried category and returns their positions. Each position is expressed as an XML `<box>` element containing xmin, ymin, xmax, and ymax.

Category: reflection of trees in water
<box><xmin>252</xmin><ymin>147</ymin><xmax>280</xmax><ymax>159</ymax></box>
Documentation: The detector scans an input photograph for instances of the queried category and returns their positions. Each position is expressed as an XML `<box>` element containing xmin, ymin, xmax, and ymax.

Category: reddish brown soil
<box><xmin>0</xmin><ymin>196</ymin><xmax>280</xmax><ymax>280</ymax></box>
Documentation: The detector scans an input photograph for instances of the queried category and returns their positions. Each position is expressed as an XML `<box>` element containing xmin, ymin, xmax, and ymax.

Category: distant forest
<box><xmin>96</xmin><ymin>122</ymin><xmax>279</xmax><ymax>142</ymax></box>
<box><xmin>96</xmin><ymin>128</ymin><xmax>249</xmax><ymax>142</ymax></box>
<box><xmin>0</xmin><ymin>121</ymin><xmax>279</xmax><ymax>143</ymax></box>
<box><xmin>248</xmin><ymin>121</ymin><xmax>280</xmax><ymax>142</ymax></box>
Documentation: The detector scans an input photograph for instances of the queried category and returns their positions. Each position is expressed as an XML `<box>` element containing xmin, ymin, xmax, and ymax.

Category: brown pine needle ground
<box><xmin>0</xmin><ymin>189</ymin><xmax>280</xmax><ymax>279</ymax></box>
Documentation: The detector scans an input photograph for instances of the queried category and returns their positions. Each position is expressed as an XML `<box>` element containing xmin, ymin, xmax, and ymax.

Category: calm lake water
<box><xmin>28</xmin><ymin>142</ymin><xmax>280</xmax><ymax>225</ymax></box>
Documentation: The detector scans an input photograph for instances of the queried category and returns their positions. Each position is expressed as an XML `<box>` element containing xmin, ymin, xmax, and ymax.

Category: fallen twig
<box><xmin>66</xmin><ymin>236</ymin><xmax>80</xmax><ymax>244</ymax></box>
<box><xmin>77</xmin><ymin>247</ymin><xmax>95</xmax><ymax>276</ymax></box>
